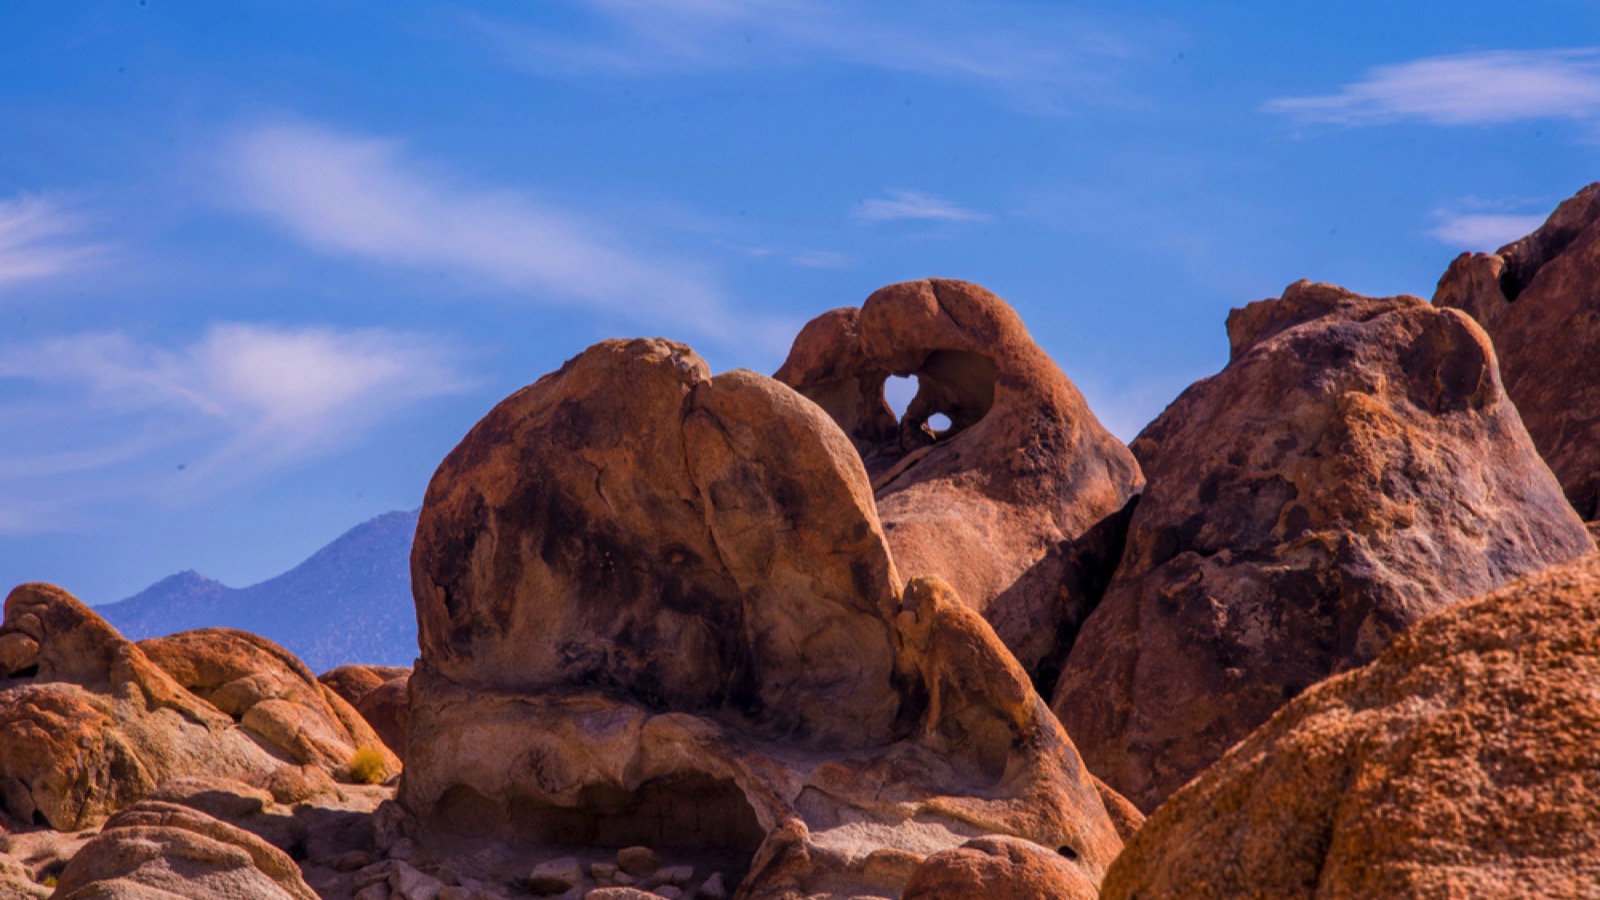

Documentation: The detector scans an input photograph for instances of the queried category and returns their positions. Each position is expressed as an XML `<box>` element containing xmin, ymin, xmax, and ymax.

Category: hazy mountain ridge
<box><xmin>97</xmin><ymin>509</ymin><xmax>419</xmax><ymax>671</ymax></box>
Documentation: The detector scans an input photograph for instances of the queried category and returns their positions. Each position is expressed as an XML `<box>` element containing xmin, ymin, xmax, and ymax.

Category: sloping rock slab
<box><xmin>1103</xmin><ymin>551</ymin><xmax>1600</xmax><ymax>899</ymax></box>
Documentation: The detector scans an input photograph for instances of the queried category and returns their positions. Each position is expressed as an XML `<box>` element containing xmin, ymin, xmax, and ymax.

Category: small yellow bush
<box><xmin>348</xmin><ymin>746</ymin><xmax>387</xmax><ymax>784</ymax></box>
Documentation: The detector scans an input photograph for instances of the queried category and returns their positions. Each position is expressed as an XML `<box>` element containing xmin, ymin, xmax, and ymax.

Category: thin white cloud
<box><xmin>1266</xmin><ymin>49</ymin><xmax>1600</xmax><ymax>126</ymax></box>
<box><xmin>221</xmin><ymin>120</ymin><xmax>750</xmax><ymax>340</ymax></box>
<box><xmin>0</xmin><ymin>323</ymin><xmax>469</xmax><ymax>530</ymax></box>
<box><xmin>0</xmin><ymin>195</ymin><xmax>104</xmax><ymax>292</ymax></box>
<box><xmin>1429</xmin><ymin>212</ymin><xmax>1546</xmax><ymax>250</ymax></box>
<box><xmin>463</xmin><ymin>1</ymin><xmax>1145</xmax><ymax>110</ymax></box>
<box><xmin>852</xmin><ymin>189</ymin><xmax>990</xmax><ymax>224</ymax></box>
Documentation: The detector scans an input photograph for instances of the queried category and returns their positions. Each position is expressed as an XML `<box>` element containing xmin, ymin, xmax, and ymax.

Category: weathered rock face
<box><xmin>139</xmin><ymin>629</ymin><xmax>400</xmax><ymax>783</ymax></box>
<box><xmin>775</xmin><ymin>279</ymin><xmax>1143</xmax><ymax>686</ymax></box>
<box><xmin>52</xmin><ymin>800</ymin><xmax>318</xmax><ymax>900</ymax></box>
<box><xmin>407</xmin><ymin>338</ymin><xmax>1127</xmax><ymax>898</ymax></box>
<box><xmin>351</xmin><ymin>676</ymin><xmax>407</xmax><ymax>760</ymax></box>
<box><xmin>0</xmin><ymin>584</ymin><xmax>282</xmax><ymax>830</ymax></box>
<box><xmin>0</xmin><ymin>851</ymin><xmax>49</xmax><ymax>899</ymax></box>
<box><xmin>1053</xmin><ymin>281</ymin><xmax>1593</xmax><ymax>811</ymax></box>
<box><xmin>320</xmin><ymin>664</ymin><xmax>411</xmax><ymax>759</ymax></box>
<box><xmin>1103</xmin><ymin>551</ymin><xmax>1600</xmax><ymax>899</ymax></box>
<box><xmin>1435</xmin><ymin>182</ymin><xmax>1600</xmax><ymax>519</ymax></box>
<box><xmin>319</xmin><ymin>664</ymin><xmax>410</xmax><ymax>709</ymax></box>
<box><xmin>902</xmin><ymin>835</ymin><xmax>1098</xmax><ymax>900</ymax></box>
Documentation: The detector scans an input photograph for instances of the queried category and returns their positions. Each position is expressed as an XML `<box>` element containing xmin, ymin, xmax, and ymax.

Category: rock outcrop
<box><xmin>1435</xmin><ymin>182</ymin><xmax>1600</xmax><ymax>518</ymax></box>
<box><xmin>902</xmin><ymin>835</ymin><xmax>1097</xmax><ymax>900</ymax></box>
<box><xmin>51</xmin><ymin>800</ymin><xmax>318</xmax><ymax>900</ymax></box>
<box><xmin>0</xmin><ymin>584</ymin><xmax>282</xmax><ymax>830</ymax></box>
<box><xmin>1053</xmin><ymin>281</ymin><xmax>1592</xmax><ymax>810</ymax></box>
<box><xmin>139</xmin><ymin>629</ymin><xmax>400</xmax><ymax>783</ymax></box>
<box><xmin>406</xmin><ymin>338</ymin><xmax>1127</xmax><ymax>898</ymax></box>
<box><xmin>775</xmin><ymin>279</ymin><xmax>1143</xmax><ymax>685</ymax></box>
<box><xmin>1103</xmin><ymin>551</ymin><xmax>1600</xmax><ymax>898</ymax></box>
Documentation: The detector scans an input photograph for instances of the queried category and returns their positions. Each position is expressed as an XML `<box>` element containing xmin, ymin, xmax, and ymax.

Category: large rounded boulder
<box><xmin>1053</xmin><ymin>281</ymin><xmax>1592</xmax><ymax>811</ymax></box>
<box><xmin>1435</xmin><ymin>182</ymin><xmax>1600</xmax><ymax>518</ymax></box>
<box><xmin>406</xmin><ymin>338</ymin><xmax>1129</xmax><ymax>898</ymax></box>
<box><xmin>1103</xmin><ymin>551</ymin><xmax>1600</xmax><ymax>898</ymax></box>
<box><xmin>775</xmin><ymin>279</ymin><xmax>1143</xmax><ymax>686</ymax></box>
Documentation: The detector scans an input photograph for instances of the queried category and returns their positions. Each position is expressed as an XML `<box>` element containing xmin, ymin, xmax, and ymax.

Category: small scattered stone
<box><xmin>589</xmin><ymin>862</ymin><xmax>618</xmax><ymax>883</ymax></box>
<box><xmin>585</xmin><ymin>889</ymin><xmax>656</xmax><ymax>899</ymax></box>
<box><xmin>355</xmin><ymin>861</ymin><xmax>396</xmax><ymax>889</ymax></box>
<box><xmin>696</xmin><ymin>872</ymin><xmax>727</xmax><ymax>900</ymax></box>
<box><xmin>648</xmin><ymin>864</ymin><xmax>692</xmax><ymax>888</ymax></box>
<box><xmin>335</xmin><ymin>850</ymin><xmax>377</xmax><ymax>872</ymax></box>
<box><xmin>390</xmin><ymin>859</ymin><xmax>444</xmax><ymax>900</ymax></box>
<box><xmin>616</xmin><ymin>846</ymin><xmax>661</xmax><ymax>877</ymax></box>
<box><xmin>387</xmin><ymin>837</ymin><xmax>418</xmax><ymax>861</ymax></box>
<box><xmin>655</xmin><ymin>887</ymin><xmax>683</xmax><ymax>900</ymax></box>
<box><xmin>526</xmin><ymin>857</ymin><xmax>584</xmax><ymax>895</ymax></box>
<box><xmin>354</xmin><ymin>883</ymin><xmax>392</xmax><ymax>900</ymax></box>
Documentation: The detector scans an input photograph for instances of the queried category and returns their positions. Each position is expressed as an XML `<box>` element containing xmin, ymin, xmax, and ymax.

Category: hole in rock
<box><xmin>1058</xmin><ymin>845</ymin><xmax>1078</xmax><ymax>860</ymax></box>
<box><xmin>31</xmin><ymin>810</ymin><xmax>47</xmax><ymax>828</ymax></box>
<box><xmin>884</xmin><ymin>375</ymin><xmax>917</xmax><ymax>418</ymax></box>
<box><xmin>927</xmin><ymin>412</ymin><xmax>952</xmax><ymax>433</ymax></box>
<box><xmin>7</xmin><ymin>664</ymin><xmax>37</xmax><ymax>680</ymax></box>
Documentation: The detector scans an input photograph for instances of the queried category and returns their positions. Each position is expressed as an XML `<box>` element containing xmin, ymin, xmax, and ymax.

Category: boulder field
<box><xmin>2</xmin><ymin>231</ymin><xmax>1599</xmax><ymax>899</ymax></box>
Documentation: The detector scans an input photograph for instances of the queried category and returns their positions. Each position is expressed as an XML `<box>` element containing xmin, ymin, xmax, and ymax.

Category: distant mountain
<box><xmin>98</xmin><ymin>509</ymin><xmax>419</xmax><ymax>672</ymax></box>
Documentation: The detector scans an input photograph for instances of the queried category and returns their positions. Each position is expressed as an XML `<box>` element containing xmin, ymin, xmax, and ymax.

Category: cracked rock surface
<box><xmin>1053</xmin><ymin>281</ymin><xmax>1592</xmax><ymax>811</ymax></box>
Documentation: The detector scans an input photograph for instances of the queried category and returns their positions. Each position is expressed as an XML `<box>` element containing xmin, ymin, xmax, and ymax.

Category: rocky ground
<box><xmin>2</xmin><ymin>184</ymin><xmax>1599</xmax><ymax>898</ymax></box>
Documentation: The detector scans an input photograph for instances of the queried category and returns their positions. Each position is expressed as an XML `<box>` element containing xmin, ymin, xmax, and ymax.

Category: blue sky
<box><xmin>3</xmin><ymin>0</ymin><xmax>1599</xmax><ymax>602</ymax></box>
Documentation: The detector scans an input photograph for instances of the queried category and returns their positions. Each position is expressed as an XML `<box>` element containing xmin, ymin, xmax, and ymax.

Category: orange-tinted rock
<box><xmin>318</xmin><ymin>664</ymin><xmax>409</xmax><ymax>708</ymax></box>
<box><xmin>776</xmin><ymin>280</ymin><xmax>1143</xmax><ymax>685</ymax></box>
<box><xmin>1054</xmin><ymin>282</ymin><xmax>1592</xmax><ymax>811</ymax></box>
<box><xmin>406</xmin><ymin>338</ymin><xmax>1126</xmax><ymax>898</ymax></box>
<box><xmin>1435</xmin><ymin>182</ymin><xmax>1600</xmax><ymax>518</ymax></box>
<box><xmin>355</xmin><ymin>675</ymin><xmax>409</xmax><ymax>758</ymax></box>
<box><xmin>52</xmin><ymin>800</ymin><xmax>317</xmax><ymax>899</ymax></box>
<box><xmin>1103</xmin><ymin>552</ymin><xmax>1600</xmax><ymax>899</ymax></box>
<box><xmin>903</xmin><ymin>835</ymin><xmax>1097</xmax><ymax>900</ymax></box>
<box><xmin>139</xmin><ymin>628</ymin><xmax>399</xmax><ymax>783</ymax></box>
<box><xmin>0</xmin><ymin>584</ymin><xmax>280</xmax><ymax>830</ymax></box>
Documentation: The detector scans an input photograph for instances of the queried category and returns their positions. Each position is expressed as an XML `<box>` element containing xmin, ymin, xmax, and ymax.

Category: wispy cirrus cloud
<box><xmin>0</xmin><ymin>195</ymin><xmax>104</xmax><ymax>292</ymax></box>
<box><xmin>1265</xmin><ymin>48</ymin><xmax>1600</xmax><ymax>126</ymax></box>
<box><xmin>1428</xmin><ymin>212</ymin><xmax>1546</xmax><ymax>250</ymax></box>
<box><xmin>852</xmin><ymin>189</ymin><xmax>990</xmax><ymax>224</ymax></box>
<box><xmin>220</xmin><ymin>120</ymin><xmax>775</xmax><ymax>343</ymax></box>
<box><xmin>462</xmin><ymin>0</ymin><xmax>1149</xmax><ymax>111</ymax></box>
<box><xmin>0</xmin><ymin>324</ymin><xmax>468</xmax><ymax>532</ymax></box>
